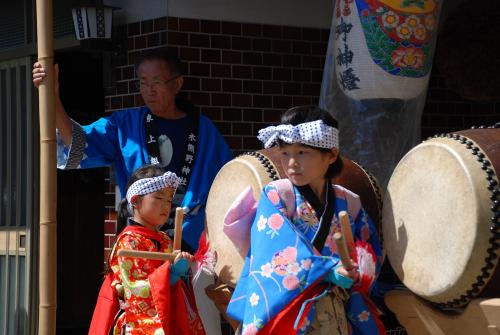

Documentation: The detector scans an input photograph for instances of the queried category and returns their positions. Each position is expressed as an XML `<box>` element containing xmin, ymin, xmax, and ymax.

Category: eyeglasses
<box><xmin>135</xmin><ymin>75</ymin><xmax>181</xmax><ymax>90</ymax></box>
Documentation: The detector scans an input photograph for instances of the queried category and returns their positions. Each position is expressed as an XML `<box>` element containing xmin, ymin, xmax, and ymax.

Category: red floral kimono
<box><xmin>89</xmin><ymin>225</ymin><xmax>205</xmax><ymax>335</ymax></box>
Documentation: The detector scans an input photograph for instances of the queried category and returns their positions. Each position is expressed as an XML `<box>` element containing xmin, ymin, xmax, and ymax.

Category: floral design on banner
<box><xmin>341</xmin><ymin>0</ymin><xmax>440</xmax><ymax>77</ymax></box>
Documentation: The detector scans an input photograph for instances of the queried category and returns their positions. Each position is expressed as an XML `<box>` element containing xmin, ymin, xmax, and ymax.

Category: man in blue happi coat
<box><xmin>33</xmin><ymin>48</ymin><xmax>233</xmax><ymax>251</ymax></box>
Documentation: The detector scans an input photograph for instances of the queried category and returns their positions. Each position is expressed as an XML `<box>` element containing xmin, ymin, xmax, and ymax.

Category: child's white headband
<box><xmin>257</xmin><ymin>120</ymin><xmax>339</xmax><ymax>149</ymax></box>
<box><xmin>126</xmin><ymin>171</ymin><xmax>180</xmax><ymax>205</ymax></box>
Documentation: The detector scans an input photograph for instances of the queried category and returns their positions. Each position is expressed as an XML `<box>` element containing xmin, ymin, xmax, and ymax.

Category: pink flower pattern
<box><xmin>301</xmin><ymin>258</ymin><xmax>312</xmax><ymax>270</ymax></box>
<box><xmin>267</xmin><ymin>189</ymin><xmax>280</xmax><ymax>205</ymax></box>
<box><xmin>282</xmin><ymin>246</ymin><xmax>297</xmax><ymax>261</ymax></box>
<box><xmin>271</xmin><ymin>246</ymin><xmax>299</xmax><ymax>278</ymax></box>
<box><xmin>268</xmin><ymin>213</ymin><xmax>284</xmax><ymax>231</ymax></box>
<box><xmin>282</xmin><ymin>275</ymin><xmax>300</xmax><ymax>290</ymax></box>
<box><xmin>358</xmin><ymin>310</ymin><xmax>371</xmax><ymax>322</ymax></box>
<box><xmin>242</xmin><ymin>324</ymin><xmax>258</xmax><ymax>335</ymax></box>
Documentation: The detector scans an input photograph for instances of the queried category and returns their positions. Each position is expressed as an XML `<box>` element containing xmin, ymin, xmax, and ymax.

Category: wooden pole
<box><xmin>338</xmin><ymin>211</ymin><xmax>354</xmax><ymax>254</ymax></box>
<box><xmin>173</xmin><ymin>207</ymin><xmax>184</xmax><ymax>250</ymax></box>
<box><xmin>333</xmin><ymin>232</ymin><xmax>354</xmax><ymax>270</ymax></box>
<box><xmin>117</xmin><ymin>249</ymin><xmax>177</xmax><ymax>262</ymax></box>
<box><xmin>35</xmin><ymin>0</ymin><xmax>57</xmax><ymax>334</ymax></box>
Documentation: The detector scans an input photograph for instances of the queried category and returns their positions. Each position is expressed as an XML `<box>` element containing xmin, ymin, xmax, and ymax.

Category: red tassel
<box><xmin>194</xmin><ymin>230</ymin><xmax>210</xmax><ymax>269</ymax></box>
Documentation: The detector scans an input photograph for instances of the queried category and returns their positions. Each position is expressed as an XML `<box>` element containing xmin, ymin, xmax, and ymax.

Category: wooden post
<box><xmin>173</xmin><ymin>207</ymin><xmax>184</xmax><ymax>250</ymax></box>
<box><xmin>36</xmin><ymin>0</ymin><xmax>57</xmax><ymax>334</ymax></box>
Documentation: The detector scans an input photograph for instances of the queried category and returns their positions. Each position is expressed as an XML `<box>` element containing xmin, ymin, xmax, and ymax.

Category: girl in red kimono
<box><xmin>90</xmin><ymin>164</ymin><xmax>205</xmax><ymax>335</ymax></box>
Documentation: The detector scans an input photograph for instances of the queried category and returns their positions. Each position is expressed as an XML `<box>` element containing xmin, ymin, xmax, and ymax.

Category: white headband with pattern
<box><xmin>257</xmin><ymin>120</ymin><xmax>339</xmax><ymax>149</ymax></box>
<box><xmin>126</xmin><ymin>171</ymin><xmax>180</xmax><ymax>205</ymax></box>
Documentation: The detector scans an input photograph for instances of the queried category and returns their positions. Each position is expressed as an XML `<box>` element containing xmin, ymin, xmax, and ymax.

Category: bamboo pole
<box><xmin>36</xmin><ymin>0</ymin><xmax>57</xmax><ymax>334</ymax></box>
<box><xmin>173</xmin><ymin>207</ymin><xmax>184</xmax><ymax>250</ymax></box>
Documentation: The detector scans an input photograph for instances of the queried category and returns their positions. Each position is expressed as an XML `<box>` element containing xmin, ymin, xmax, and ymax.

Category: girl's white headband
<box><xmin>257</xmin><ymin>120</ymin><xmax>339</xmax><ymax>149</ymax></box>
<box><xmin>126</xmin><ymin>171</ymin><xmax>180</xmax><ymax>205</ymax></box>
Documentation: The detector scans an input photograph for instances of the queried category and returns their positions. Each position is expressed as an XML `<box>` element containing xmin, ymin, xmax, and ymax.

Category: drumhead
<box><xmin>206</xmin><ymin>150</ymin><xmax>282</xmax><ymax>286</ymax></box>
<box><xmin>383</xmin><ymin>132</ymin><xmax>500</xmax><ymax>306</ymax></box>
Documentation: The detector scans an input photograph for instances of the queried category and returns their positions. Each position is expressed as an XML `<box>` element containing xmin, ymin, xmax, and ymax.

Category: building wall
<box><xmin>106</xmin><ymin>0</ymin><xmax>333</xmax><ymax>28</ymax></box>
<box><xmin>101</xmin><ymin>14</ymin><xmax>499</xmax><ymax>258</ymax></box>
<box><xmin>421</xmin><ymin>66</ymin><xmax>499</xmax><ymax>139</ymax></box>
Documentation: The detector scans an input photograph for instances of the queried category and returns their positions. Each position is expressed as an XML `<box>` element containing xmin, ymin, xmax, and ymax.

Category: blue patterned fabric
<box><xmin>56</xmin><ymin>106</ymin><xmax>233</xmax><ymax>249</ymax></box>
<box><xmin>227</xmin><ymin>181</ymin><xmax>383</xmax><ymax>335</ymax></box>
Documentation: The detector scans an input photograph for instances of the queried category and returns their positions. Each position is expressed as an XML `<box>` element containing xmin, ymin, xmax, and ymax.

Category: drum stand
<box><xmin>385</xmin><ymin>291</ymin><xmax>500</xmax><ymax>335</ymax></box>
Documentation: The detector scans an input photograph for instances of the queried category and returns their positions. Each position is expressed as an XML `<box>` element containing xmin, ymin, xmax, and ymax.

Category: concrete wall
<box><xmin>105</xmin><ymin>0</ymin><xmax>333</xmax><ymax>28</ymax></box>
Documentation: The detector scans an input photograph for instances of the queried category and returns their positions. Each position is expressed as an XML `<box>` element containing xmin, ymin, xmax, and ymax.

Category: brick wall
<box><xmin>421</xmin><ymin>66</ymin><xmax>498</xmax><ymax>139</ymax></box>
<box><xmin>101</xmin><ymin>15</ymin><xmax>499</xmax><ymax>258</ymax></box>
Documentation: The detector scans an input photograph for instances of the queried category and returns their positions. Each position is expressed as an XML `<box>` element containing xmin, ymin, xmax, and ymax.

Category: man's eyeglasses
<box><xmin>135</xmin><ymin>75</ymin><xmax>181</xmax><ymax>90</ymax></box>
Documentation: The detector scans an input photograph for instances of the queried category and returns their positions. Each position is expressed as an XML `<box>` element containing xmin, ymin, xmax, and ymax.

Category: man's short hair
<box><xmin>135</xmin><ymin>47</ymin><xmax>183</xmax><ymax>75</ymax></box>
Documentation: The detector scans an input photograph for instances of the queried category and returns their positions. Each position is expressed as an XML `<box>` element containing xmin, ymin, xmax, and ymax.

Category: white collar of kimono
<box><xmin>257</xmin><ymin>120</ymin><xmax>339</xmax><ymax>149</ymax></box>
<box><xmin>126</xmin><ymin>171</ymin><xmax>180</xmax><ymax>204</ymax></box>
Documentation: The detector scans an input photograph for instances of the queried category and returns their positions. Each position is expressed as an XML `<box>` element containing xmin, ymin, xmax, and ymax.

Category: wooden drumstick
<box><xmin>333</xmin><ymin>232</ymin><xmax>354</xmax><ymax>270</ymax></box>
<box><xmin>339</xmin><ymin>211</ymin><xmax>354</xmax><ymax>254</ymax></box>
<box><xmin>173</xmin><ymin>207</ymin><xmax>184</xmax><ymax>251</ymax></box>
<box><xmin>117</xmin><ymin>249</ymin><xmax>176</xmax><ymax>261</ymax></box>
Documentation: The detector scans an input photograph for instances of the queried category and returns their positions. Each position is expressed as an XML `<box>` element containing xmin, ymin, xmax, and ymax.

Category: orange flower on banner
<box><xmin>391</xmin><ymin>45</ymin><xmax>425</xmax><ymax>69</ymax></box>
<box><xmin>414</xmin><ymin>24</ymin><xmax>427</xmax><ymax>40</ymax></box>
<box><xmin>396</xmin><ymin>23</ymin><xmax>412</xmax><ymax>39</ymax></box>
<box><xmin>382</xmin><ymin>10</ymin><xmax>399</xmax><ymax>28</ymax></box>
<box><xmin>405</xmin><ymin>14</ymin><xmax>420</xmax><ymax>28</ymax></box>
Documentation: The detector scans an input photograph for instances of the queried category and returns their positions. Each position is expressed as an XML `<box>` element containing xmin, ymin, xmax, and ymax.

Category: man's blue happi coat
<box><xmin>57</xmin><ymin>106</ymin><xmax>233</xmax><ymax>249</ymax></box>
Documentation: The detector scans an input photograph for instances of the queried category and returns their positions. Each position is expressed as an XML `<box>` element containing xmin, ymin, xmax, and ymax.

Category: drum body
<box><xmin>206</xmin><ymin>147</ymin><xmax>383</xmax><ymax>286</ymax></box>
<box><xmin>383</xmin><ymin>128</ymin><xmax>500</xmax><ymax>307</ymax></box>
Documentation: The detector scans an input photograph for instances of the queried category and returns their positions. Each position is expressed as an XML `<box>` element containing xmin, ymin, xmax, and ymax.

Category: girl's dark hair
<box><xmin>278</xmin><ymin>105</ymin><xmax>343</xmax><ymax>178</ymax></box>
<box><xmin>116</xmin><ymin>164</ymin><xmax>166</xmax><ymax>234</ymax></box>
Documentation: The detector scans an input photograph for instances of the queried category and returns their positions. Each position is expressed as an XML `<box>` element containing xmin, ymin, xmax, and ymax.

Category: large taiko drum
<box><xmin>383</xmin><ymin>127</ymin><xmax>500</xmax><ymax>308</ymax></box>
<box><xmin>205</xmin><ymin>147</ymin><xmax>383</xmax><ymax>287</ymax></box>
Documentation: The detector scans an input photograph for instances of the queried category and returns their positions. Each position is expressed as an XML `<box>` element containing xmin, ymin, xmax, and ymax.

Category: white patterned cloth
<box><xmin>257</xmin><ymin>120</ymin><xmax>339</xmax><ymax>149</ymax></box>
<box><xmin>126</xmin><ymin>171</ymin><xmax>180</xmax><ymax>204</ymax></box>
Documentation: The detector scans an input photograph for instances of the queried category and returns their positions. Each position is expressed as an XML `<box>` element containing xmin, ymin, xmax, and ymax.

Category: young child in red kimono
<box><xmin>89</xmin><ymin>164</ymin><xmax>205</xmax><ymax>335</ymax></box>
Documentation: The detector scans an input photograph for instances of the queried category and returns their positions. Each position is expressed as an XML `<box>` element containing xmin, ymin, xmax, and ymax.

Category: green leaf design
<box><xmin>252</xmin><ymin>315</ymin><xmax>263</xmax><ymax>328</ymax></box>
<box><xmin>402</xmin><ymin>0</ymin><xmax>425</xmax><ymax>9</ymax></box>
<box><xmin>358</xmin><ymin>14</ymin><xmax>431</xmax><ymax>77</ymax></box>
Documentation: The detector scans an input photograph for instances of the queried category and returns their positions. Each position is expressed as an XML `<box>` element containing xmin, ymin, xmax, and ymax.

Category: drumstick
<box><xmin>173</xmin><ymin>207</ymin><xmax>184</xmax><ymax>251</ymax></box>
<box><xmin>117</xmin><ymin>249</ymin><xmax>176</xmax><ymax>261</ymax></box>
<box><xmin>338</xmin><ymin>211</ymin><xmax>354</xmax><ymax>254</ymax></box>
<box><xmin>333</xmin><ymin>232</ymin><xmax>354</xmax><ymax>270</ymax></box>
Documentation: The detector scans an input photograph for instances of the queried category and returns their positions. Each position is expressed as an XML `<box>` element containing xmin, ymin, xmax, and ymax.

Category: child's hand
<box><xmin>174</xmin><ymin>251</ymin><xmax>194</xmax><ymax>264</ymax></box>
<box><xmin>326</xmin><ymin>261</ymin><xmax>359</xmax><ymax>289</ymax></box>
<box><xmin>170</xmin><ymin>251</ymin><xmax>193</xmax><ymax>286</ymax></box>
<box><xmin>335</xmin><ymin>261</ymin><xmax>359</xmax><ymax>283</ymax></box>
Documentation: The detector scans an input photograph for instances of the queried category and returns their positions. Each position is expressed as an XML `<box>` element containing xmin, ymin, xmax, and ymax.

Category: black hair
<box><xmin>116</xmin><ymin>164</ymin><xmax>166</xmax><ymax>235</ymax></box>
<box><xmin>134</xmin><ymin>47</ymin><xmax>183</xmax><ymax>76</ymax></box>
<box><xmin>278</xmin><ymin>105</ymin><xmax>343</xmax><ymax>178</ymax></box>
